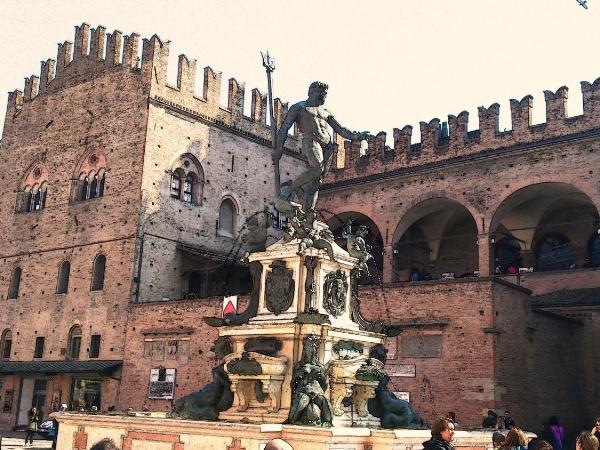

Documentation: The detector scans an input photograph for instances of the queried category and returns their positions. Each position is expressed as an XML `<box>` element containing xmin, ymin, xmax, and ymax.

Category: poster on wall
<box><xmin>393</xmin><ymin>391</ymin><xmax>410</xmax><ymax>403</ymax></box>
<box><xmin>148</xmin><ymin>368</ymin><xmax>176</xmax><ymax>399</ymax></box>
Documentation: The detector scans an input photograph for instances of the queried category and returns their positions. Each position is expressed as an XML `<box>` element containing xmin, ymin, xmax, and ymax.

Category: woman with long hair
<box><xmin>576</xmin><ymin>431</ymin><xmax>599</xmax><ymax>450</ymax></box>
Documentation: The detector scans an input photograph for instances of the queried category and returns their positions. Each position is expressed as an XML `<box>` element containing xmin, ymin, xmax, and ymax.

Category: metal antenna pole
<box><xmin>261</xmin><ymin>51</ymin><xmax>280</xmax><ymax>195</ymax></box>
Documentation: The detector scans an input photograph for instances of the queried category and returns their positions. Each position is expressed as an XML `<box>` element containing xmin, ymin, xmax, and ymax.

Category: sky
<box><xmin>1</xmin><ymin>0</ymin><xmax>600</xmax><ymax>143</ymax></box>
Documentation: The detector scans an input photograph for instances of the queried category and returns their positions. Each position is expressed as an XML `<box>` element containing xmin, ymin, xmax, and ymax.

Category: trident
<box><xmin>261</xmin><ymin>50</ymin><xmax>280</xmax><ymax>195</ymax></box>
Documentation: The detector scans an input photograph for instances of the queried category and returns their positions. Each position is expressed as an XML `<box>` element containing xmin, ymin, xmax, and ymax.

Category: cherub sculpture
<box><xmin>342</xmin><ymin>220</ymin><xmax>373</xmax><ymax>276</ymax></box>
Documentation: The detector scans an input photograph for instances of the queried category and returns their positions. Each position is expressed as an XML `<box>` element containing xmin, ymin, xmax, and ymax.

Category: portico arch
<box><xmin>392</xmin><ymin>198</ymin><xmax>479</xmax><ymax>281</ymax></box>
<box><xmin>489</xmin><ymin>182</ymin><xmax>599</xmax><ymax>273</ymax></box>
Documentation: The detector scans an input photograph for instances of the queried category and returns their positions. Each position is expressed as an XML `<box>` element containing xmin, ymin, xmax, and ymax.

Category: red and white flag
<box><xmin>222</xmin><ymin>296</ymin><xmax>237</xmax><ymax>317</ymax></box>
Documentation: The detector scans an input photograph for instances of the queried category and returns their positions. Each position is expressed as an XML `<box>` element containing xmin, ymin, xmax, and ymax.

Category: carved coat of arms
<box><xmin>323</xmin><ymin>269</ymin><xmax>348</xmax><ymax>318</ymax></box>
<box><xmin>265</xmin><ymin>260</ymin><xmax>295</xmax><ymax>315</ymax></box>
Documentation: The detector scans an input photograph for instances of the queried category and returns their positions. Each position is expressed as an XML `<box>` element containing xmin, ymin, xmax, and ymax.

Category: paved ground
<box><xmin>0</xmin><ymin>435</ymin><xmax>52</xmax><ymax>449</ymax></box>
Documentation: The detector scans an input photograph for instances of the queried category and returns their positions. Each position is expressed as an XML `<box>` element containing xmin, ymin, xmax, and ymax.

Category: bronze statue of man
<box><xmin>273</xmin><ymin>82</ymin><xmax>369</xmax><ymax>225</ymax></box>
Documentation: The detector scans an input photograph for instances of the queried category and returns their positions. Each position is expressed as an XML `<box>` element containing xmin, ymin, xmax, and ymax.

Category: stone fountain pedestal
<box><xmin>218</xmin><ymin>231</ymin><xmax>385</xmax><ymax>427</ymax></box>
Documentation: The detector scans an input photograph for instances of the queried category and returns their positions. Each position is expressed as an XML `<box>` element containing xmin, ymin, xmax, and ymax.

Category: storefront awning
<box><xmin>0</xmin><ymin>360</ymin><xmax>122</xmax><ymax>375</ymax></box>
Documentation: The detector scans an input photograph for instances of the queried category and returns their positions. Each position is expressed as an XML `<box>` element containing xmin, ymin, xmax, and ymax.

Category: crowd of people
<box><xmin>432</xmin><ymin>411</ymin><xmax>600</xmax><ymax>450</ymax></box>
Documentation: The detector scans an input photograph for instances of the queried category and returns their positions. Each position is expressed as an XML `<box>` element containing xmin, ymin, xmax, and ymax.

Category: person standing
<box><xmin>24</xmin><ymin>406</ymin><xmax>39</xmax><ymax>447</ymax></box>
<box><xmin>549</xmin><ymin>416</ymin><xmax>564</xmax><ymax>450</ymax></box>
<box><xmin>423</xmin><ymin>417</ymin><xmax>456</xmax><ymax>450</ymax></box>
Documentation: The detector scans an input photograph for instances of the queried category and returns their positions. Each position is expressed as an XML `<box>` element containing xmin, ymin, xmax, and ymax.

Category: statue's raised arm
<box><xmin>327</xmin><ymin>115</ymin><xmax>369</xmax><ymax>142</ymax></box>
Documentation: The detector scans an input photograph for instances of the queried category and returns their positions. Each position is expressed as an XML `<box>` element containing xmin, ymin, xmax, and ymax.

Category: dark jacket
<box><xmin>483</xmin><ymin>416</ymin><xmax>498</xmax><ymax>428</ymax></box>
<box><xmin>423</xmin><ymin>437</ymin><xmax>455</xmax><ymax>450</ymax></box>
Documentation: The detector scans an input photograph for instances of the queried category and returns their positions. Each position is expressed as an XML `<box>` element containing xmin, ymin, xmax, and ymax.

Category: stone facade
<box><xmin>1</xmin><ymin>22</ymin><xmax>599</xmax><ymax>438</ymax></box>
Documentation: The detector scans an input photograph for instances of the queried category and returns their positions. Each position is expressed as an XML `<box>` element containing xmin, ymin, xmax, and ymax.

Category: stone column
<box><xmin>382</xmin><ymin>245</ymin><xmax>395</xmax><ymax>283</ymax></box>
<box><xmin>478</xmin><ymin>234</ymin><xmax>491</xmax><ymax>277</ymax></box>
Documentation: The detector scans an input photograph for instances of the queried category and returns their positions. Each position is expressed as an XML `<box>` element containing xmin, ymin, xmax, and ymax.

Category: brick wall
<box><xmin>118</xmin><ymin>296</ymin><xmax>248</xmax><ymax>411</ymax></box>
<box><xmin>359</xmin><ymin>279</ymin><xmax>497</xmax><ymax>427</ymax></box>
<box><xmin>492</xmin><ymin>282</ymin><xmax>586</xmax><ymax>437</ymax></box>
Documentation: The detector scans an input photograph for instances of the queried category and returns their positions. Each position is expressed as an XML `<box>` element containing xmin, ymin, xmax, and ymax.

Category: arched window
<box><xmin>73</xmin><ymin>152</ymin><xmax>107</xmax><ymax>202</ymax></box>
<box><xmin>535</xmin><ymin>233</ymin><xmax>575</xmax><ymax>272</ymax></box>
<box><xmin>67</xmin><ymin>325</ymin><xmax>82</xmax><ymax>359</ymax></box>
<box><xmin>56</xmin><ymin>261</ymin><xmax>70</xmax><ymax>294</ymax></box>
<box><xmin>91</xmin><ymin>255</ymin><xmax>106</xmax><ymax>291</ymax></box>
<box><xmin>18</xmin><ymin>165</ymin><xmax>49</xmax><ymax>213</ymax></box>
<box><xmin>1</xmin><ymin>330</ymin><xmax>12</xmax><ymax>360</ymax></box>
<box><xmin>170</xmin><ymin>155</ymin><xmax>204</xmax><ymax>205</ymax></box>
<box><xmin>218</xmin><ymin>199</ymin><xmax>236</xmax><ymax>237</ymax></box>
<box><xmin>8</xmin><ymin>267</ymin><xmax>21</xmax><ymax>299</ymax></box>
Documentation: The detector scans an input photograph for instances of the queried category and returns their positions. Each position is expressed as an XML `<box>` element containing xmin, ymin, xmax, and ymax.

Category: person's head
<box><xmin>594</xmin><ymin>417</ymin><xmax>600</xmax><ymax>431</ymax></box>
<box><xmin>493</xmin><ymin>431</ymin><xmax>505</xmax><ymax>448</ymax></box>
<box><xmin>549</xmin><ymin>416</ymin><xmax>560</xmax><ymax>427</ymax></box>
<box><xmin>534</xmin><ymin>440</ymin><xmax>553</xmax><ymax>450</ymax></box>
<box><xmin>307</xmin><ymin>81</ymin><xmax>328</xmax><ymax>105</ymax></box>
<box><xmin>90</xmin><ymin>439</ymin><xmax>120</xmax><ymax>450</ymax></box>
<box><xmin>488</xmin><ymin>410</ymin><xmax>498</xmax><ymax>417</ymax></box>
<box><xmin>31</xmin><ymin>406</ymin><xmax>37</xmax><ymax>412</ymax></box>
<box><xmin>431</xmin><ymin>417</ymin><xmax>455</xmax><ymax>443</ymax></box>
<box><xmin>504</xmin><ymin>428</ymin><xmax>527</xmax><ymax>448</ymax></box>
<box><xmin>576</xmin><ymin>431</ymin><xmax>599</xmax><ymax>450</ymax></box>
<box><xmin>448</xmin><ymin>411</ymin><xmax>457</xmax><ymax>422</ymax></box>
<box><xmin>504</xmin><ymin>410</ymin><xmax>512</xmax><ymax>418</ymax></box>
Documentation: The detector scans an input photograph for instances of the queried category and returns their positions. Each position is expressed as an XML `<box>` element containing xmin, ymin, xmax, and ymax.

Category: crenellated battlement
<box><xmin>140</xmin><ymin>33</ymin><xmax>300</xmax><ymax>152</ymax></box>
<box><xmin>325</xmin><ymin>78</ymin><xmax>600</xmax><ymax>186</ymax></box>
<box><xmin>4</xmin><ymin>24</ymin><xmax>301</xmax><ymax>153</ymax></box>
<box><xmin>4</xmin><ymin>23</ymin><xmax>143</xmax><ymax>128</ymax></box>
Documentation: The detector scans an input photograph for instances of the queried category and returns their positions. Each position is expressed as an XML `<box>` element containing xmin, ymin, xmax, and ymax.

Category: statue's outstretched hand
<box><xmin>354</xmin><ymin>131</ymin><xmax>370</xmax><ymax>141</ymax></box>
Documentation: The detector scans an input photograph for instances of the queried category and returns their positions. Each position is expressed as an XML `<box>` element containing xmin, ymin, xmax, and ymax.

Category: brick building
<box><xmin>0</xmin><ymin>24</ymin><xmax>304</xmax><ymax>429</ymax></box>
<box><xmin>1</xmin><ymin>23</ymin><xmax>599</xmax><ymax>436</ymax></box>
